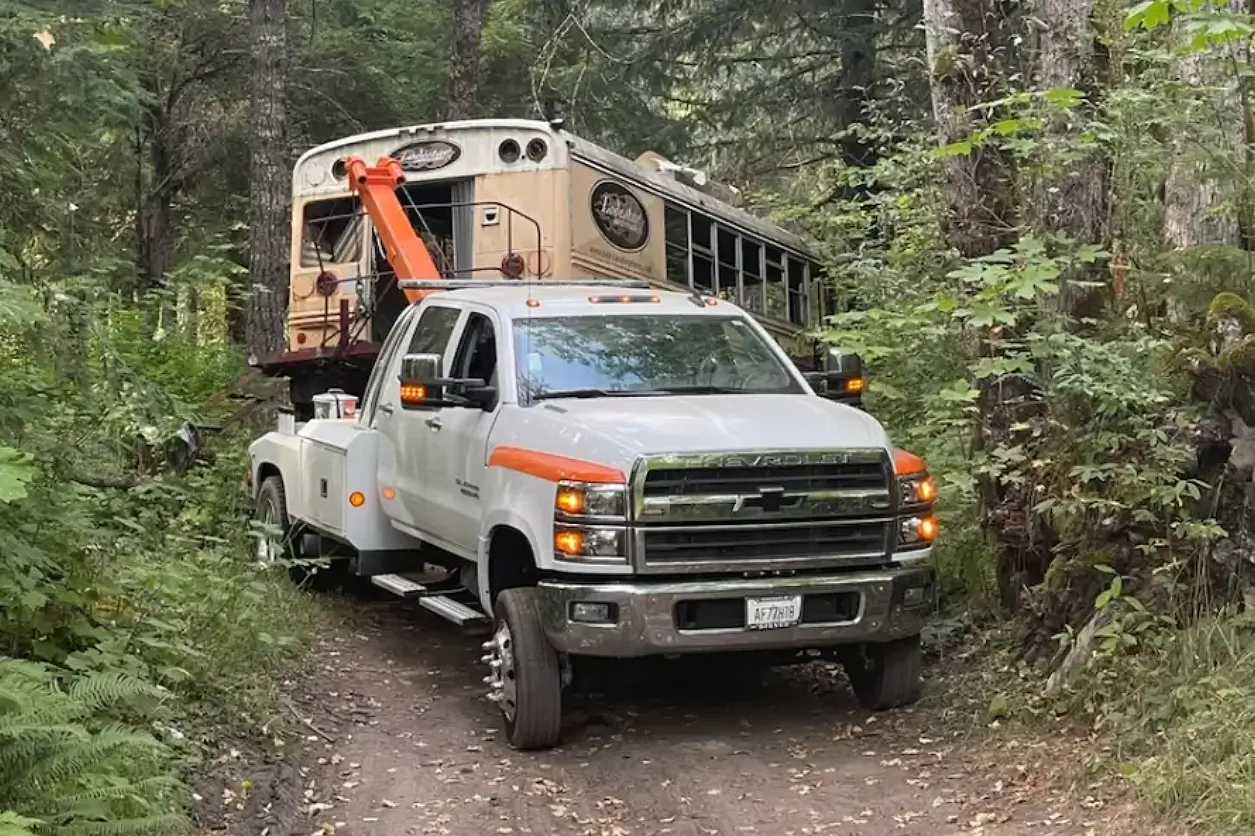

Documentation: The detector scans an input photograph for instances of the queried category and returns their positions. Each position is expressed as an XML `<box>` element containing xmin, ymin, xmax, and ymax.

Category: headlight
<box><xmin>553</xmin><ymin>525</ymin><xmax>628</xmax><ymax>563</ymax></box>
<box><xmin>898</xmin><ymin>515</ymin><xmax>938</xmax><ymax>548</ymax></box>
<box><xmin>897</xmin><ymin>473</ymin><xmax>936</xmax><ymax>506</ymax></box>
<box><xmin>554</xmin><ymin>480</ymin><xmax>627</xmax><ymax>520</ymax></box>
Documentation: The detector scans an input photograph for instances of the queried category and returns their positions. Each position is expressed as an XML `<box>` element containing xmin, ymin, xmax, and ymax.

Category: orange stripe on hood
<box><xmin>892</xmin><ymin>448</ymin><xmax>927</xmax><ymax>475</ymax></box>
<box><xmin>488</xmin><ymin>446</ymin><xmax>626</xmax><ymax>484</ymax></box>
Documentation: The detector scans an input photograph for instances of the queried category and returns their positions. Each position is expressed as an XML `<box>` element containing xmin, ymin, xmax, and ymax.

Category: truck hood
<box><xmin>538</xmin><ymin>394</ymin><xmax>890</xmax><ymax>455</ymax></box>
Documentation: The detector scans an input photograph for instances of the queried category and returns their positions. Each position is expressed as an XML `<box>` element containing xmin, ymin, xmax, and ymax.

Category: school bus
<box><xmin>254</xmin><ymin>118</ymin><xmax>856</xmax><ymax>416</ymax></box>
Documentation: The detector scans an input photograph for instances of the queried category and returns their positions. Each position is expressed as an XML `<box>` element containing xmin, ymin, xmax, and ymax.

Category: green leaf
<box><xmin>0</xmin><ymin>446</ymin><xmax>35</xmax><ymax>504</ymax></box>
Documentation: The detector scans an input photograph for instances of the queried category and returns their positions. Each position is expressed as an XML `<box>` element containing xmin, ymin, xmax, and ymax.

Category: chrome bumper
<box><xmin>534</xmin><ymin>565</ymin><xmax>935</xmax><ymax>658</ymax></box>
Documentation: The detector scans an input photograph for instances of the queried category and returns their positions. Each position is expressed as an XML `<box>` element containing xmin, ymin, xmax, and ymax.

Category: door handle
<box><xmin>425</xmin><ymin>416</ymin><xmax>443</xmax><ymax>430</ymax></box>
<box><xmin>379</xmin><ymin>403</ymin><xmax>394</xmax><ymax>416</ymax></box>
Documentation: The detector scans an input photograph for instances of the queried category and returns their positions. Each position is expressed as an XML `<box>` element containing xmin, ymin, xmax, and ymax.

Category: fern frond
<box><xmin>65</xmin><ymin>675</ymin><xmax>162</xmax><ymax>713</ymax></box>
<box><xmin>13</xmin><ymin>725</ymin><xmax>169</xmax><ymax>797</ymax></box>
<box><xmin>50</xmin><ymin>774</ymin><xmax>182</xmax><ymax>807</ymax></box>
<box><xmin>46</xmin><ymin>813</ymin><xmax>187</xmax><ymax>836</ymax></box>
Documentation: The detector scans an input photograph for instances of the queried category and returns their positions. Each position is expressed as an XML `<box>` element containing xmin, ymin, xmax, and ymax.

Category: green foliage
<box><xmin>0</xmin><ymin>659</ymin><xmax>185</xmax><ymax>836</ymax></box>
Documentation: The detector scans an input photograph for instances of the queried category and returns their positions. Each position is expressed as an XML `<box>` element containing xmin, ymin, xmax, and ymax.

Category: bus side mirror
<box><xmin>399</xmin><ymin>353</ymin><xmax>444</xmax><ymax>408</ymax></box>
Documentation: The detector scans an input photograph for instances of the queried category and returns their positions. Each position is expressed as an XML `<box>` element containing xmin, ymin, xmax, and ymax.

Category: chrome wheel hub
<box><xmin>256</xmin><ymin>498</ymin><xmax>284</xmax><ymax>565</ymax></box>
<box><xmin>481</xmin><ymin>621</ymin><xmax>516</xmax><ymax>721</ymax></box>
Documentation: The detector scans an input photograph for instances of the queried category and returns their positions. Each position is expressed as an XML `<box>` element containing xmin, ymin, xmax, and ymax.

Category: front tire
<box><xmin>844</xmin><ymin>634</ymin><xmax>924</xmax><ymax>710</ymax></box>
<box><xmin>486</xmin><ymin>588</ymin><xmax>562</xmax><ymax>750</ymax></box>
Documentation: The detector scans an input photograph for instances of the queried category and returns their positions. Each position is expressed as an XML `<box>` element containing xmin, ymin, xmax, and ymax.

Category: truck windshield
<box><xmin>512</xmin><ymin>314</ymin><xmax>804</xmax><ymax>401</ymax></box>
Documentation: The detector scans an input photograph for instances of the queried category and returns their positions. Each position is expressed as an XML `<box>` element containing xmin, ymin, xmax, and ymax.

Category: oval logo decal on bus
<box><xmin>390</xmin><ymin>140</ymin><xmax>461</xmax><ymax>172</ymax></box>
<box><xmin>590</xmin><ymin>180</ymin><xmax>649</xmax><ymax>251</ymax></box>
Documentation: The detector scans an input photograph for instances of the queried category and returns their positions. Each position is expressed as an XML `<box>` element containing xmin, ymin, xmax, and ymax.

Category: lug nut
<box><xmin>480</xmin><ymin>654</ymin><xmax>494</xmax><ymax>664</ymax></box>
<box><xmin>481</xmin><ymin>640</ymin><xmax>495</xmax><ymax>650</ymax></box>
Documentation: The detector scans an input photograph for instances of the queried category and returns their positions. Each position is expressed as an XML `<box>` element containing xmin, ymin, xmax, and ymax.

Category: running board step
<box><xmin>419</xmin><ymin>595</ymin><xmax>489</xmax><ymax>627</ymax></box>
<box><xmin>371</xmin><ymin>573</ymin><xmax>427</xmax><ymax>598</ymax></box>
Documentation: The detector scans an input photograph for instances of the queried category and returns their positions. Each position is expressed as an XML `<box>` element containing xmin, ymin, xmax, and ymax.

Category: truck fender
<box><xmin>476</xmin><ymin>508</ymin><xmax>545</xmax><ymax>615</ymax></box>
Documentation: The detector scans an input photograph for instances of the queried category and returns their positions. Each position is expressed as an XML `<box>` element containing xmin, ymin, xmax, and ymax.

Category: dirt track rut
<box><xmin>257</xmin><ymin>595</ymin><xmax>1154</xmax><ymax>836</ymax></box>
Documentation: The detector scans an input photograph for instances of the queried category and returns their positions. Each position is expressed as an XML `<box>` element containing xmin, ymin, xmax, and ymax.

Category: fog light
<box><xmin>570</xmin><ymin>601</ymin><xmax>616</xmax><ymax>624</ymax></box>
<box><xmin>903</xmin><ymin>586</ymin><xmax>929</xmax><ymax>608</ymax></box>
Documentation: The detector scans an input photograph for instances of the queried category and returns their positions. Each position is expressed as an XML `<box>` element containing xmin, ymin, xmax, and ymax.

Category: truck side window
<box><xmin>407</xmin><ymin>305</ymin><xmax>460</xmax><ymax>355</ymax></box>
<box><xmin>450</xmin><ymin>313</ymin><xmax>499</xmax><ymax>407</ymax></box>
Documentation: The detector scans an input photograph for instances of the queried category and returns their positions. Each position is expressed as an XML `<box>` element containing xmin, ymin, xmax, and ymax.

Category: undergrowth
<box><xmin>0</xmin><ymin>266</ymin><xmax>317</xmax><ymax>834</ymax></box>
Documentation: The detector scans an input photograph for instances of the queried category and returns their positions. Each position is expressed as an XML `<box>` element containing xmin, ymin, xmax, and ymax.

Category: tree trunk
<box><xmin>447</xmin><ymin>0</ymin><xmax>491</xmax><ymax>120</ymax></box>
<box><xmin>1031</xmin><ymin>0</ymin><xmax>1108</xmax><ymax>320</ymax></box>
<box><xmin>922</xmin><ymin>0</ymin><xmax>1019</xmax><ymax>257</ymax></box>
<box><xmin>246</xmin><ymin>0</ymin><xmax>290</xmax><ymax>359</ymax></box>
<box><xmin>924</xmin><ymin>0</ymin><xmax>1024</xmax><ymax>606</ymax></box>
<box><xmin>1162</xmin><ymin>0</ymin><xmax>1249</xmax><ymax>250</ymax></box>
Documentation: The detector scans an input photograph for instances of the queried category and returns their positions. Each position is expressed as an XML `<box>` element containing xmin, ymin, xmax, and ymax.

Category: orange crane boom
<box><xmin>344</xmin><ymin>155</ymin><xmax>442</xmax><ymax>303</ymax></box>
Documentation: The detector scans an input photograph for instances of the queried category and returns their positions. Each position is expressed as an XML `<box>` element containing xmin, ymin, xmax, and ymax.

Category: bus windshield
<box><xmin>512</xmin><ymin>314</ymin><xmax>804</xmax><ymax>401</ymax></box>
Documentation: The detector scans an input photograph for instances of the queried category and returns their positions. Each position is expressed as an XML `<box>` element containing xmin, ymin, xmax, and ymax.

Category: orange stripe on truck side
<box><xmin>488</xmin><ymin>446</ymin><xmax>626</xmax><ymax>484</ymax></box>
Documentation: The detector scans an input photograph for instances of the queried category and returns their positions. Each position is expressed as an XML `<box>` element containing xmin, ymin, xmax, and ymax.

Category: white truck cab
<box><xmin>249</xmin><ymin>279</ymin><xmax>939</xmax><ymax>750</ymax></box>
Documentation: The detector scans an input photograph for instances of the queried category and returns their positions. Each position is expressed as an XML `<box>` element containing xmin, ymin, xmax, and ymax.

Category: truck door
<box><xmin>361</xmin><ymin>302</ymin><xmax>462</xmax><ymax>533</ymax></box>
<box><xmin>424</xmin><ymin>310</ymin><xmax>501</xmax><ymax>552</ymax></box>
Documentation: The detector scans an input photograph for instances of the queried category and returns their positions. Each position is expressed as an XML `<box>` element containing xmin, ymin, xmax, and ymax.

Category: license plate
<box><xmin>745</xmin><ymin>595</ymin><xmax>802</xmax><ymax>630</ymax></box>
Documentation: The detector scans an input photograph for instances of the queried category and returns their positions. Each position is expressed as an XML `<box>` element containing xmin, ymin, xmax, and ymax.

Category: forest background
<box><xmin>4</xmin><ymin>0</ymin><xmax>1255</xmax><ymax>833</ymax></box>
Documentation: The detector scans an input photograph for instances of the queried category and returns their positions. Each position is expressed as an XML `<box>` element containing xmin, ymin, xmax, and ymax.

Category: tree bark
<box><xmin>1162</xmin><ymin>0</ymin><xmax>1249</xmax><ymax>250</ymax></box>
<box><xmin>1031</xmin><ymin>0</ymin><xmax>1108</xmax><ymax>317</ymax></box>
<box><xmin>922</xmin><ymin>0</ymin><xmax>1018</xmax><ymax>257</ymax></box>
<box><xmin>448</xmin><ymin>0</ymin><xmax>491</xmax><ymax>120</ymax></box>
<box><xmin>246</xmin><ymin>0</ymin><xmax>291</xmax><ymax>359</ymax></box>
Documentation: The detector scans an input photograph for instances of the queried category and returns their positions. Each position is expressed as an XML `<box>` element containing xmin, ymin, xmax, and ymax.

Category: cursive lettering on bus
<box><xmin>590</xmin><ymin>180</ymin><xmax>650</xmax><ymax>251</ymax></box>
<box><xmin>390</xmin><ymin>140</ymin><xmax>462</xmax><ymax>172</ymax></box>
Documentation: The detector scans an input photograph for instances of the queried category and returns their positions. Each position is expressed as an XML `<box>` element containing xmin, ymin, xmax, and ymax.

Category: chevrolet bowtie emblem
<box><xmin>731</xmin><ymin>486</ymin><xmax>787</xmax><ymax>514</ymax></box>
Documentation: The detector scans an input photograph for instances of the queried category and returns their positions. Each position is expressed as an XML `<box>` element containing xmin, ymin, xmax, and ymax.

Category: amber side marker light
<box><xmin>846</xmin><ymin>376</ymin><xmax>865</xmax><ymax>393</ymax></box>
<box><xmin>399</xmin><ymin>383</ymin><xmax>427</xmax><ymax>406</ymax></box>
<box><xmin>381</xmin><ymin>486</ymin><xmax>396</xmax><ymax>500</ymax></box>
<box><xmin>919</xmin><ymin>516</ymin><xmax>938</xmax><ymax>541</ymax></box>
<box><xmin>555</xmin><ymin>530</ymin><xmax>585</xmax><ymax>555</ymax></box>
<box><xmin>555</xmin><ymin>487</ymin><xmax>585</xmax><ymax>514</ymax></box>
<box><xmin>349</xmin><ymin>491</ymin><xmax>366</xmax><ymax>508</ymax></box>
<box><xmin>917</xmin><ymin>477</ymin><xmax>936</xmax><ymax>503</ymax></box>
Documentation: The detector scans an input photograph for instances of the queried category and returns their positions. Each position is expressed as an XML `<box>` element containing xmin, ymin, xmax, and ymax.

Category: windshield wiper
<box><xmin>647</xmin><ymin>384</ymin><xmax>748</xmax><ymax>395</ymax></box>
<box><xmin>531</xmin><ymin>388</ymin><xmax>655</xmax><ymax>401</ymax></box>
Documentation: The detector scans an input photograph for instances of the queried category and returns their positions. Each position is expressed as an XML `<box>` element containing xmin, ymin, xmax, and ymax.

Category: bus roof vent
<box><xmin>635</xmin><ymin>151</ymin><xmax>743</xmax><ymax>207</ymax></box>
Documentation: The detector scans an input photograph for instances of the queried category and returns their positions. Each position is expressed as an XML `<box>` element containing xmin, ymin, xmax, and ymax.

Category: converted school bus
<box><xmin>261</xmin><ymin>118</ymin><xmax>840</xmax><ymax>414</ymax></box>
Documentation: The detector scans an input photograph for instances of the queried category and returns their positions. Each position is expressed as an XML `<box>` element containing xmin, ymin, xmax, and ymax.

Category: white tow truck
<box><xmin>249</xmin><ymin>278</ymin><xmax>939</xmax><ymax>750</ymax></box>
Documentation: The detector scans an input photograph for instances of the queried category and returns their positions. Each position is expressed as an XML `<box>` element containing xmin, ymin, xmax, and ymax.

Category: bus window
<box><xmin>812</xmin><ymin>261</ymin><xmax>837</xmax><ymax>320</ymax></box>
<box><xmin>787</xmin><ymin>256</ymin><xmax>807</xmax><ymax>325</ymax></box>
<box><xmin>741</xmin><ymin>238</ymin><xmax>764</xmax><ymax>314</ymax></box>
<box><xmin>765</xmin><ymin>245</ymin><xmax>786</xmax><ymax>320</ymax></box>
<box><xmin>692</xmin><ymin>214</ymin><xmax>714</xmax><ymax>293</ymax></box>
<box><xmin>665</xmin><ymin>205</ymin><xmax>690</xmax><ymax>286</ymax></box>
<box><xmin>300</xmin><ymin>197</ymin><xmax>363</xmax><ymax>267</ymax></box>
<box><xmin>717</xmin><ymin>226</ymin><xmax>738</xmax><ymax>302</ymax></box>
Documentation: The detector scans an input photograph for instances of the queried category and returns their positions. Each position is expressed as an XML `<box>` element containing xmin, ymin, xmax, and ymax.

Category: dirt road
<box><xmin>218</xmin><ymin>595</ymin><xmax>1156</xmax><ymax>836</ymax></box>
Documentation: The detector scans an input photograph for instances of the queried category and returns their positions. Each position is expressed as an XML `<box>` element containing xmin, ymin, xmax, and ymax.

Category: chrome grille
<box><xmin>631</xmin><ymin>449</ymin><xmax>894</xmax><ymax>574</ymax></box>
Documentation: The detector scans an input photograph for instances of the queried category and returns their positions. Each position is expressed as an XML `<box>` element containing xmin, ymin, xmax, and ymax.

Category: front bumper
<box><xmin>534</xmin><ymin>564</ymin><xmax>935</xmax><ymax>658</ymax></box>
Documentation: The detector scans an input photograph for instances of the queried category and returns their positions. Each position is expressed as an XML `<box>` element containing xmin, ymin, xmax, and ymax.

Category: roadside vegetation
<box><xmin>8</xmin><ymin>0</ymin><xmax>1255</xmax><ymax>833</ymax></box>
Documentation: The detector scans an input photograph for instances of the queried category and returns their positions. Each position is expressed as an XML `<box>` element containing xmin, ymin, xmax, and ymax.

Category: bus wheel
<box><xmin>483</xmin><ymin>588</ymin><xmax>562</xmax><ymax>750</ymax></box>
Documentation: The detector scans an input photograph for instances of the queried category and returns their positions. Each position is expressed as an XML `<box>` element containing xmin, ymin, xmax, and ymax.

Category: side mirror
<box><xmin>399</xmin><ymin>352</ymin><xmax>444</xmax><ymax>408</ymax></box>
<box><xmin>807</xmin><ymin>347</ymin><xmax>866</xmax><ymax>407</ymax></box>
<box><xmin>823</xmin><ymin>347</ymin><xmax>863</xmax><ymax>378</ymax></box>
